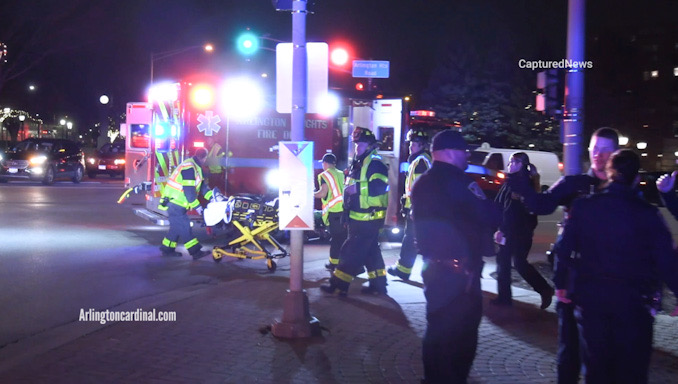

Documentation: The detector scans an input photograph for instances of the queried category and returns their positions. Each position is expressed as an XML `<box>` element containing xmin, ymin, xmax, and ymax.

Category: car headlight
<box><xmin>114</xmin><ymin>159</ymin><xmax>126</xmax><ymax>165</ymax></box>
<box><xmin>87</xmin><ymin>157</ymin><xmax>96</xmax><ymax>165</ymax></box>
<box><xmin>29</xmin><ymin>155</ymin><xmax>47</xmax><ymax>165</ymax></box>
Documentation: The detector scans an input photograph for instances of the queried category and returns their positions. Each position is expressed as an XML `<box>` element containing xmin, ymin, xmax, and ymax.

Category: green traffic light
<box><xmin>236</xmin><ymin>32</ymin><xmax>260</xmax><ymax>56</ymax></box>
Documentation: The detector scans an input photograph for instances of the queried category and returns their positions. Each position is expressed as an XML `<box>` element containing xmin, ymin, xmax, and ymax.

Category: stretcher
<box><xmin>204</xmin><ymin>191</ymin><xmax>288</xmax><ymax>272</ymax></box>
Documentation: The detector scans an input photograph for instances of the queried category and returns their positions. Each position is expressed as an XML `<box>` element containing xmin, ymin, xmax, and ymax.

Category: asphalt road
<box><xmin>2</xmin><ymin>177</ymin><xmax>678</xmax><ymax>353</ymax></box>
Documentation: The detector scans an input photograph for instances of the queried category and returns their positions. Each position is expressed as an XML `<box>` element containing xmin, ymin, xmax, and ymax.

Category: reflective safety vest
<box><xmin>404</xmin><ymin>152</ymin><xmax>432</xmax><ymax>208</ymax></box>
<box><xmin>162</xmin><ymin>158</ymin><xmax>204</xmax><ymax>209</ymax></box>
<box><xmin>346</xmin><ymin>150</ymin><xmax>389</xmax><ymax>221</ymax></box>
<box><xmin>206</xmin><ymin>143</ymin><xmax>225</xmax><ymax>174</ymax></box>
<box><xmin>318</xmin><ymin>167</ymin><xmax>345</xmax><ymax>225</ymax></box>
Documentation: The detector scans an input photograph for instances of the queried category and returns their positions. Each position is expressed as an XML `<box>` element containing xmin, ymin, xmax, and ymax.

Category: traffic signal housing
<box><xmin>536</xmin><ymin>69</ymin><xmax>564</xmax><ymax>116</ymax></box>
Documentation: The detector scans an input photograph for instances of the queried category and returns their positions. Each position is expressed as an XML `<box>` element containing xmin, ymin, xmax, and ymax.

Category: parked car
<box><xmin>465</xmin><ymin>163</ymin><xmax>505</xmax><ymax>199</ymax></box>
<box><xmin>86</xmin><ymin>141</ymin><xmax>125</xmax><ymax>178</ymax></box>
<box><xmin>0</xmin><ymin>138</ymin><xmax>85</xmax><ymax>185</ymax></box>
<box><xmin>469</xmin><ymin>143</ymin><xmax>562</xmax><ymax>191</ymax></box>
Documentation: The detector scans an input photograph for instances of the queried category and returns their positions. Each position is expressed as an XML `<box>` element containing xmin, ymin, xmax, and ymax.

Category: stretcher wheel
<box><xmin>267</xmin><ymin>259</ymin><xmax>277</xmax><ymax>272</ymax></box>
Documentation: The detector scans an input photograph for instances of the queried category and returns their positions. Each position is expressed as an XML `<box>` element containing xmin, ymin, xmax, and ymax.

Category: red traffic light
<box><xmin>330</xmin><ymin>47</ymin><xmax>350</xmax><ymax>66</ymax></box>
<box><xmin>355</xmin><ymin>82</ymin><xmax>364</xmax><ymax>91</ymax></box>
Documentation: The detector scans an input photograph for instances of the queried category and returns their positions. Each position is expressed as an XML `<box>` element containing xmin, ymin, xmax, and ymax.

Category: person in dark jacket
<box><xmin>491</xmin><ymin>152</ymin><xmax>554</xmax><ymax>308</ymax></box>
<box><xmin>411</xmin><ymin>129</ymin><xmax>500</xmax><ymax>384</ymax></box>
<box><xmin>508</xmin><ymin>127</ymin><xmax>619</xmax><ymax>384</ymax></box>
<box><xmin>556</xmin><ymin>149</ymin><xmax>678</xmax><ymax>383</ymax></box>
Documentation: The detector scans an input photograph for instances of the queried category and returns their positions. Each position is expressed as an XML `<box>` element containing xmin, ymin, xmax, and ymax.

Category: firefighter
<box><xmin>205</xmin><ymin>136</ymin><xmax>226</xmax><ymax>192</ymax></box>
<box><xmin>313</xmin><ymin>153</ymin><xmax>347</xmax><ymax>272</ymax></box>
<box><xmin>320</xmin><ymin>128</ymin><xmax>389</xmax><ymax>296</ymax></box>
<box><xmin>387</xmin><ymin>129</ymin><xmax>431</xmax><ymax>280</ymax></box>
<box><xmin>158</xmin><ymin>148</ymin><xmax>213</xmax><ymax>259</ymax></box>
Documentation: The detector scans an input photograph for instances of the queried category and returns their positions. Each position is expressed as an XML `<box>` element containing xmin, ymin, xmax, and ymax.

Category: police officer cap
<box><xmin>431</xmin><ymin>129</ymin><xmax>469</xmax><ymax>151</ymax></box>
<box><xmin>321</xmin><ymin>153</ymin><xmax>337</xmax><ymax>164</ymax></box>
<box><xmin>407</xmin><ymin>129</ymin><xmax>429</xmax><ymax>143</ymax></box>
<box><xmin>353</xmin><ymin>127</ymin><xmax>376</xmax><ymax>144</ymax></box>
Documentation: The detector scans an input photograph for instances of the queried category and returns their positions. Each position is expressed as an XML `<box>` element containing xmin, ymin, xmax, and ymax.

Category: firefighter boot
<box><xmin>159</xmin><ymin>245</ymin><xmax>182</xmax><ymax>258</ymax></box>
<box><xmin>387</xmin><ymin>265</ymin><xmax>410</xmax><ymax>281</ymax></box>
<box><xmin>320</xmin><ymin>276</ymin><xmax>348</xmax><ymax>297</ymax></box>
<box><xmin>361</xmin><ymin>276</ymin><xmax>388</xmax><ymax>295</ymax></box>
<box><xmin>191</xmin><ymin>249</ymin><xmax>211</xmax><ymax>260</ymax></box>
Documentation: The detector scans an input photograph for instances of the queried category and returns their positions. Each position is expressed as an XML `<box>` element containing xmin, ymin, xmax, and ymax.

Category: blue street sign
<box><xmin>352</xmin><ymin>60</ymin><xmax>390</xmax><ymax>78</ymax></box>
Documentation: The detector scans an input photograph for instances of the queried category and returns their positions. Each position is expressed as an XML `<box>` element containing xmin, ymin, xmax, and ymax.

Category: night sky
<box><xmin>0</xmin><ymin>0</ymin><xmax>675</xmax><ymax>133</ymax></box>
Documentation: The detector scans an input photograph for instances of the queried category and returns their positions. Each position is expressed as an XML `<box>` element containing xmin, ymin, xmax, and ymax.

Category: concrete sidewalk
<box><xmin>1</xmin><ymin>244</ymin><xmax>677</xmax><ymax>383</ymax></box>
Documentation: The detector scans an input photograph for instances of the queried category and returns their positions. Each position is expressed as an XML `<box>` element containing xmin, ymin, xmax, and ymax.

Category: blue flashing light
<box><xmin>155</xmin><ymin>124</ymin><xmax>166</xmax><ymax>137</ymax></box>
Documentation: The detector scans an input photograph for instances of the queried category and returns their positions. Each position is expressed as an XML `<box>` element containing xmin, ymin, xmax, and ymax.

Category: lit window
<box><xmin>674</xmin><ymin>67</ymin><xmax>678</xmax><ymax>77</ymax></box>
<box><xmin>651</xmin><ymin>70</ymin><xmax>659</xmax><ymax>78</ymax></box>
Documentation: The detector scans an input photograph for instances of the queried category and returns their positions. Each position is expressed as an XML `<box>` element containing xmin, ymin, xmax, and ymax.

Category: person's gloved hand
<box><xmin>195</xmin><ymin>206</ymin><xmax>205</xmax><ymax>216</ymax></box>
<box><xmin>656</xmin><ymin>171</ymin><xmax>678</xmax><ymax>193</ymax></box>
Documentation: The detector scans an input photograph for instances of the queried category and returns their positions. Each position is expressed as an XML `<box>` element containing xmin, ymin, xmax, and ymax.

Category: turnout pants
<box><xmin>393</xmin><ymin>216</ymin><xmax>417</xmax><ymax>278</ymax></box>
<box><xmin>160</xmin><ymin>203</ymin><xmax>202</xmax><ymax>256</ymax></box>
<box><xmin>327</xmin><ymin>211</ymin><xmax>347</xmax><ymax>267</ymax></box>
<box><xmin>329</xmin><ymin>218</ymin><xmax>386</xmax><ymax>292</ymax></box>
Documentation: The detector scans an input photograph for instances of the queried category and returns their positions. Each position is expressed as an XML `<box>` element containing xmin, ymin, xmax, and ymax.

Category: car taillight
<box><xmin>496</xmin><ymin>172</ymin><xmax>505</xmax><ymax>179</ymax></box>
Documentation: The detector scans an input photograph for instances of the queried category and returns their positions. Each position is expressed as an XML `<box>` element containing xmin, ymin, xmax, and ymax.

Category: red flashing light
<box><xmin>410</xmin><ymin>110</ymin><xmax>436</xmax><ymax>117</ymax></box>
<box><xmin>330</xmin><ymin>47</ymin><xmax>350</xmax><ymax>66</ymax></box>
<box><xmin>189</xmin><ymin>84</ymin><xmax>216</xmax><ymax>110</ymax></box>
<box><xmin>194</xmin><ymin>141</ymin><xmax>205</xmax><ymax>148</ymax></box>
<box><xmin>355</xmin><ymin>82</ymin><xmax>364</xmax><ymax>91</ymax></box>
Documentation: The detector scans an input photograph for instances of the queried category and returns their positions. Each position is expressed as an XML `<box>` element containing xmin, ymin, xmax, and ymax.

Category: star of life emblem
<box><xmin>197</xmin><ymin>111</ymin><xmax>222</xmax><ymax>136</ymax></box>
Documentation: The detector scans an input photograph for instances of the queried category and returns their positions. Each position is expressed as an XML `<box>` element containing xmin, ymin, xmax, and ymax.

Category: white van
<box><xmin>469</xmin><ymin>143</ymin><xmax>562</xmax><ymax>191</ymax></box>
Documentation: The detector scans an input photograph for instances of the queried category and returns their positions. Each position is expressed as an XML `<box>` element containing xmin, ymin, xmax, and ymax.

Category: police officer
<box><xmin>411</xmin><ymin>129</ymin><xmax>499</xmax><ymax>384</ymax></box>
<box><xmin>313</xmin><ymin>153</ymin><xmax>347</xmax><ymax>272</ymax></box>
<box><xmin>556</xmin><ymin>149</ymin><xmax>678</xmax><ymax>383</ymax></box>
<box><xmin>159</xmin><ymin>148</ymin><xmax>213</xmax><ymax>259</ymax></box>
<box><xmin>508</xmin><ymin>127</ymin><xmax>619</xmax><ymax>384</ymax></box>
<box><xmin>387</xmin><ymin>129</ymin><xmax>431</xmax><ymax>280</ymax></box>
<box><xmin>320</xmin><ymin>128</ymin><xmax>389</xmax><ymax>296</ymax></box>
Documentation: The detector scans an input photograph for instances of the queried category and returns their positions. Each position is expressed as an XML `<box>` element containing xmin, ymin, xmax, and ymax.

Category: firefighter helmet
<box><xmin>406</xmin><ymin>129</ymin><xmax>429</xmax><ymax>143</ymax></box>
<box><xmin>352</xmin><ymin>127</ymin><xmax>377</xmax><ymax>144</ymax></box>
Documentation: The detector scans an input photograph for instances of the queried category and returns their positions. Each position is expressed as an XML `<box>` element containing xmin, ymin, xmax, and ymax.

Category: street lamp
<box><xmin>150</xmin><ymin>43</ymin><xmax>214</xmax><ymax>84</ymax></box>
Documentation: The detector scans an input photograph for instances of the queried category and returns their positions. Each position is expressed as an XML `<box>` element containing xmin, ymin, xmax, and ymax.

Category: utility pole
<box><xmin>271</xmin><ymin>0</ymin><xmax>319</xmax><ymax>339</ymax></box>
<box><xmin>562</xmin><ymin>0</ymin><xmax>586</xmax><ymax>175</ymax></box>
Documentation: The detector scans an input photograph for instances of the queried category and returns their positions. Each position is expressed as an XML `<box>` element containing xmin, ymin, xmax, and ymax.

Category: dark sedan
<box><xmin>86</xmin><ymin>141</ymin><xmax>125</xmax><ymax>179</ymax></box>
<box><xmin>0</xmin><ymin>138</ymin><xmax>85</xmax><ymax>184</ymax></box>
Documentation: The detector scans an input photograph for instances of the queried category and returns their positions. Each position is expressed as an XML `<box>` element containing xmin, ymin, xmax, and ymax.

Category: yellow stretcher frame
<box><xmin>211</xmin><ymin>214</ymin><xmax>288</xmax><ymax>272</ymax></box>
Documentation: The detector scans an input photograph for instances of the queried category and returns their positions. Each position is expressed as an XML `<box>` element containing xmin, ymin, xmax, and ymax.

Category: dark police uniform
<box><xmin>412</xmin><ymin>160</ymin><xmax>499</xmax><ymax>384</ymax></box>
<box><xmin>494</xmin><ymin>168</ymin><xmax>552</xmax><ymax>305</ymax></box>
<box><xmin>509</xmin><ymin>168</ymin><xmax>603</xmax><ymax>384</ymax></box>
<box><xmin>556</xmin><ymin>182</ymin><xmax>678</xmax><ymax>383</ymax></box>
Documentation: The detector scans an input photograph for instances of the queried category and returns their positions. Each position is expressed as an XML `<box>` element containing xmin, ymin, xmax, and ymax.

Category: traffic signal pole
<box><xmin>272</xmin><ymin>0</ymin><xmax>319</xmax><ymax>339</ymax></box>
<box><xmin>562</xmin><ymin>0</ymin><xmax>586</xmax><ymax>175</ymax></box>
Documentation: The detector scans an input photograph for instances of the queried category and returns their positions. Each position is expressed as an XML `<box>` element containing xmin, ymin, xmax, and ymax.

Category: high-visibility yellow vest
<box><xmin>206</xmin><ymin>143</ymin><xmax>225</xmax><ymax>174</ymax></box>
<box><xmin>346</xmin><ymin>150</ymin><xmax>388</xmax><ymax>221</ymax></box>
<box><xmin>318</xmin><ymin>167</ymin><xmax>345</xmax><ymax>225</ymax></box>
<box><xmin>404</xmin><ymin>152</ymin><xmax>432</xmax><ymax>208</ymax></box>
<box><xmin>162</xmin><ymin>158</ymin><xmax>204</xmax><ymax>209</ymax></box>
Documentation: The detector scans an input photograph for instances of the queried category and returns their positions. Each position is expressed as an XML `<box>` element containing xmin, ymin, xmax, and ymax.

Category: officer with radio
<box><xmin>320</xmin><ymin>128</ymin><xmax>389</xmax><ymax>296</ymax></box>
<box><xmin>411</xmin><ymin>129</ymin><xmax>500</xmax><ymax>383</ymax></box>
<box><xmin>556</xmin><ymin>149</ymin><xmax>678</xmax><ymax>383</ymax></box>
<box><xmin>159</xmin><ymin>148</ymin><xmax>213</xmax><ymax>260</ymax></box>
<box><xmin>387</xmin><ymin>129</ymin><xmax>431</xmax><ymax>281</ymax></box>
